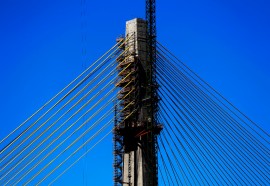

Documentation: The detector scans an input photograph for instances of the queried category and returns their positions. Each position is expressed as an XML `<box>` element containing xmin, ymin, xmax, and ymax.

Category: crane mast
<box><xmin>146</xmin><ymin>0</ymin><xmax>157</xmax><ymax>70</ymax></box>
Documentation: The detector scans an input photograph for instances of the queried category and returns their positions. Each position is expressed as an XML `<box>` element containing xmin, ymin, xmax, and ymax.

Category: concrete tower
<box><xmin>114</xmin><ymin>18</ymin><xmax>162</xmax><ymax>186</ymax></box>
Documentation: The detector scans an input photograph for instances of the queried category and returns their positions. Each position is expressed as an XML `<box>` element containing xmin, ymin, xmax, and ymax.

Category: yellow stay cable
<box><xmin>1</xmin><ymin>46</ymin><xmax>132</xmax><ymax>171</ymax></box>
<box><xmin>12</xmin><ymin>67</ymin><xmax>135</xmax><ymax>185</ymax></box>
<box><xmin>0</xmin><ymin>41</ymin><xmax>133</xmax><ymax>169</ymax></box>
<box><xmin>36</xmin><ymin>101</ymin><xmax>136</xmax><ymax>186</ymax></box>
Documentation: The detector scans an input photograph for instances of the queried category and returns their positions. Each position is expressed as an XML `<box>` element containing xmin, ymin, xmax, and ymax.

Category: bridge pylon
<box><xmin>113</xmin><ymin>18</ymin><xmax>162</xmax><ymax>186</ymax></box>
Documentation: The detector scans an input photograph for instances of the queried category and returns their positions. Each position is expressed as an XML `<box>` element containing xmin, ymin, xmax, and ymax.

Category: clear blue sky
<box><xmin>0</xmin><ymin>0</ymin><xmax>269</xmax><ymax>185</ymax></box>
